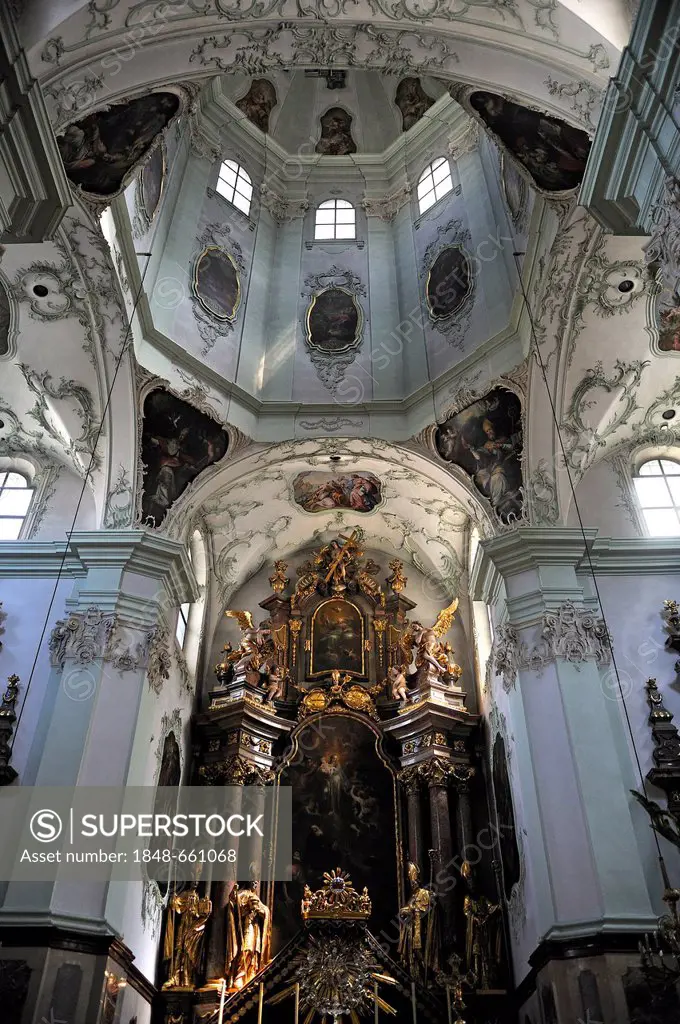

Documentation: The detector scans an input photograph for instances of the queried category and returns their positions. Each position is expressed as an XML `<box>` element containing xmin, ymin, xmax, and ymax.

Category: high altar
<box><xmin>159</xmin><ymin>531</ymin><xmax>513</xmax><ymax>1024</ymax></box>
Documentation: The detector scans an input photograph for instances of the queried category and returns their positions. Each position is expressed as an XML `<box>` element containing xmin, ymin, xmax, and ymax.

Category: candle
<box><xmin>374</xmin><ymin>979</ymin><xmax>379</xmax><ymax>1024</ymax></box>
<box><xmin>258</xmin><ymin>982</ymin><xmax>264</xmax><ymax>1024</ymax></box>
<box><xmin>294</xmin><ymin>982</ymin><xmax>300</xmax><ymax>1024</ymax></box>
<box><xmin>445</xmin><ymin>984</ymin><xmax>452</xmax><ymax>1024</ymax></box>
<box><xmin>218</xmin><ymin>978</ymin><xmax>226</xmax><ymax>1024</ymax></box>
<box><xmin>411</xmin><ymin>981</ymin><xmax>417</xmax><ymax>1024</ymax></box>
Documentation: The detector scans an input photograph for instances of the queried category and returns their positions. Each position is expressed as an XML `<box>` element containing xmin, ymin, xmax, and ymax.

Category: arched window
<box><xmin>0</xmin><ymin>469</ymin><xmax>34</xmax><ymax>539</ymax></box>
<box><xmin>634</xmin><ymin>459</ymin><xmax>680</xmax><ymax>536</ymax></box>
<box><xmin>314</xmin><ymin>199</ymin><xmax>356</xmax><ymax>240</ymax></box>
<box><xmin>216</xmin><ymin>159</ymin><xmax>253</xmax><ymax>216</ymax></box>
<box><xmin>417</xmin><ymin>157</ymin><xmax>453</xmax><ymax>214</ymax></box>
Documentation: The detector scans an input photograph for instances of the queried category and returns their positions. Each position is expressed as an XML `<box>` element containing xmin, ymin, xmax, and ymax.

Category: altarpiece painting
<box><xmin>273</xmin><ymin>716</ymin><xmax>398</xmax><ymax>953</ymax></box>
<box><xmin>310</xmin><ymin>598</ymin><xmax>365</xmax><ymax>678</ymax></box>
<box><xmin>141</xmin><ymin>389</ymin><xmax>228</xmax><ymax>527</ymax></box>
<box><xmin>435</xmin><ymin>387</ymin><xmax>524</xmax><ymax>523</ymax></box>
<box><xmin>57</xmin><ymin>92</ymin><xmax>180</xmax><ymax>197</ymax></box>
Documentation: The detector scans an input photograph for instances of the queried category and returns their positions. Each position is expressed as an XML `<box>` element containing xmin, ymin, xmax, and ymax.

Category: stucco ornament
<box><xmin>488</xmin><ymin>602</ymin><xmax>612</xmax><ymax>692</ymax></box>
<box><xmin>49</xmin><ymin>606</ymin><xmax>115</xmax><ymax>668</ymax></box>
<box><xmin>526</xmin><ymin>459</ymin><xmax>559</xmax><ymax>525</ymax></box>
<box><xmin>190</xmin><ymin>222</ymin><xmax>247</xmax><ymax>357</ymax></box>
<box><xmin>561</xmin><ymin>359</ymin><xmax>649</xmax><ymax>475</ymax></box>
<box><xmin>645</xmin><ymin>177</ymin><xmax>680</xmax><ymax>355</ymax></box>
<box><xmin>104</xmin><ymin>465</ymin><xmax>134</xmax><ymax>528</ymax></box>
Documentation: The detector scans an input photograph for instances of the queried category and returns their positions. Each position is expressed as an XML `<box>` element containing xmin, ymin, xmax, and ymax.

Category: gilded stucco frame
<box><xmin>309</xmin><ymin>596</ymin><xmax>366</xmax><ymax>678</ymax></box>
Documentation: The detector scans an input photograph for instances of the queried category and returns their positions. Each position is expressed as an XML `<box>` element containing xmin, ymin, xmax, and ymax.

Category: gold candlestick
<box><xmin>445</xmin><ymin>984</ymin><xmax>452</xmax><ymax>1024</ymax></box>
<box><xmin>258</xmin><ymin>981</ymin><xmax>264</xmax><ymax>1024</ymax></box>
<box><xmin>218</xmin><ymin>978</ymin><xmax>227</xmax><ymax>1024</ymax></box>
<box><xmin>294</xmin><ymin>982</ymin><xmax>300</xmax><ymax>1024</ymax></box>
<box><xmin>374</xmin><ymin>979</ymin><xmax>379</xmax><ymax>1023</ymax></box>
<box><xmin>411</xmin><ymin>981</ymin><xmax>417</xmax><ymax>1024</ymax></box>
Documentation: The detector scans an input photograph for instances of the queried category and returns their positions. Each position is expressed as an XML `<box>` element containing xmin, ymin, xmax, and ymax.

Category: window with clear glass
<box><xmin>0</xmin><ymin>471</ymin><xmax>34</xmax><ymax>539</ymax></box>
<box><xmin>314</xmin><ymin>199</ymin><xmax>356</xmax><ymax>240</ymax></box>
<box><xmin>215</xmin><ymin>160</ymin><xmax>253</xmax><ymax>216</ymax></box>
<box><xmin>175</xmin><ymin>602</ymin><xmax>190</xmax><ymax>648</ymax></box>
<box><xmin>633</xmin><ymin>459</ymin><xmax>680</xmax><ymax>536</ymax></box>
<box><xmin>417</xmin><ymin>157</ymin><xmax>454</xmax><ymax>214</ymax></box>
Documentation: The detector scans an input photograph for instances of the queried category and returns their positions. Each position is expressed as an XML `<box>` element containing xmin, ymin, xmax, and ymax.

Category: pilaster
<box><xmin>480</xmin><ymin>529</ymin><xmax>657</xmax><ymax>945</ymax></box>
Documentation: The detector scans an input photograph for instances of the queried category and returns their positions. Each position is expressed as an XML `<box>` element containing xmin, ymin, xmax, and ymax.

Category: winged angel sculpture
<box><xmin>220</xmin><ymin>610</ymin><xmax>287</xmax><ymax>699</ymax></box>
<box><xmin>399</xmin><ymin>599</ymin><xmax>463</xmax><ymax>690</ymax></box>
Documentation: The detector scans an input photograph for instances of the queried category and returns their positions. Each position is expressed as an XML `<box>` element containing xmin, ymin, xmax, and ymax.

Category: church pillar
<box><xmin>0</xmin><ymin>530</ymin><xmax>196</xmax><ymax>1024</ymax></box>
<box><xmin>472</xmin><ymin>528</ymin><xmax>658</xmax><ymax>1015</ymax></box>
<box><xmin>399</xmin><ymin>767</ymin><xmax>425</xmax><ymax>870</ymax></box>
<box><xmin>421</xmin><ymin>759</ymin><xmax>457</xmax><ymax>944</ymax></box>
<box><xmin>451</xmin><ymin>766</ymin><xmax>475</xmax><ymax>857</ymax></box>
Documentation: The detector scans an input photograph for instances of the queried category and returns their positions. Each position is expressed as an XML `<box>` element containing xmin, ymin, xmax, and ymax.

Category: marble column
<box><xmin>451</xmin><ymin>767</ymin><xmax>475</xmax><ymax>860</ymax></box>
<box><xmin>422</xmin><ymin>758</ymin><xmax>456</xmax><ymax>944</ymax></box>
<box><xmin>399</xmin><ymin>766</ymin><xmax>425</xmax><ymax>871</ymax></box>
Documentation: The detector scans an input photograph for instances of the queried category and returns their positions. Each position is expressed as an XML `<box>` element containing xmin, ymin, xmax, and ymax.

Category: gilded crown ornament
<box><xmin>301</xmin><ymin>868</ymin><xmax>372</xmax><ymax>920</ymax></box>
<box><xmin>269</xmin><ymin>559</ymin><xmax>289</xmax><ymax>594</ymax></box>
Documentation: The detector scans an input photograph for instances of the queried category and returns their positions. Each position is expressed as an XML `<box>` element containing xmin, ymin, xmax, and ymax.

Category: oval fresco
<box><xmin>426</xmin><ymin>245</ymin><xmax>471</xmax><ymax>322</ymax></box>
<box><xmin>57</xmin><ymin>92</ymin><xmax>179</xmax><ymax>197</ymax></box>
<box><xmin>469</xmin><ymin>91</ymin><xmax>591</xmax><ymax>193</ymax></box>
<box><xmin>306</xmin><ymin>287</ymin><xmax>362</xmax><ymax>354</ymax></box>
<box><xmin>192</xmin><ymin>245</ymin><xmax>241</xmax><ymax>322</ymax></box>
<box><xmin>140</xmin><ymin>143</ymin><xmax>165</xmax><ymax>224</ymax></box>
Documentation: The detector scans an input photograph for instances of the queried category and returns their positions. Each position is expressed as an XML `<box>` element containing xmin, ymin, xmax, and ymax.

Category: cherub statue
<box><xmin>403</xmin><ymin>599</ymin><xmax>462</xmax><ymax>686</ymax></box>
<box><xmin>263</xmin><ymin>662</ymin><xmax>287</xmax><ymax>703</ymax></box>
<box><xmin>388</xmin><ymin>663</ymin><xmax>410</xmax><ymax>703</ymax></box>
<box><xmin>224</xmin><ymin>610</ymin><xmax>273</xmax><ymax>683</ymax></box>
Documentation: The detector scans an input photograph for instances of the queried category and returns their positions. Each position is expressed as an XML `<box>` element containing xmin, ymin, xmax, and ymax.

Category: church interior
<box><xmin>2</xmin><ymin>1</ymin><xmax>680</xmax><ymax>1022</ymax></box>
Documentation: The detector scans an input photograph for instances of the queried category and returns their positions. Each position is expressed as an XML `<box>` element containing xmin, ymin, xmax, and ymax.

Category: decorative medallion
<box><xmin>140</xmin><ymin>389</ymin><xmax>228</xmax><ymax>527</ymax></box>
<box><xmin>435</xmin><ymin>387</ymin><xmax>524</xmax><ymax>523</ymax></box>
<box><xmin>56</xmin><ymin>92</ymin><xmax>180</xmax><ymax>198</ymax></box>
<box><xmin>192</xmin><ymin>245</ymin><xmax>241</xmax><ymax>322</ymax></box>
<box><xmin>425</xmin><ymin>244</ymin><xmax>472</xmax><ymax>322</ymax></box>
<box><xmin>293</xmin><ymin>471</ymin><xmax>382</xmax><ymax>514</ymax></box>
<box><xmin>466</xmin><ymin>90</ymin><xmax>591</xmax><ymax>193</ymax></box>
<box><xmin>236</xmin><ymin>78</ymin><xmax>277</xmax><ymax>133</ymax></box>
<box><xmin>305</xmin><ymin>286</ymin><xmax>363</xmax><ymax>354</ymax></box>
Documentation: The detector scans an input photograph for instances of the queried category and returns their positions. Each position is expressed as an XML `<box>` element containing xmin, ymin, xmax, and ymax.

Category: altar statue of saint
<box><xmin>461</xmin><ymin>861</ymin><xmax>502</xmax><ymax>990</ymax></box>
<box><xmin>225</xmin><ymin>881</ymin><xmax>271</xmax><ymax>990</ymax></box>
<box><xmin>162</xmin><ymin>885</ymin><xmax>212</xmax><ymax>990</ymax></box>
<box><xmin>398</xmin><ymin>862</ymin><xmax>440</xmax><ymax>984</ymax></box>
<box><xmin>224</xmin><ymin>610</ymin><xmax>273</xmax><ymax>683</ymax></box>
<box><xmin>403</xmin><ymin>599</ymin><xmax>462</xmax><ymax>686</ymax></box>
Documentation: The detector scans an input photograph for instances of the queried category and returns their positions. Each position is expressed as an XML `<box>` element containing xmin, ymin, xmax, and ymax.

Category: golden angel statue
<box><xmin>224</xmin><ymin>610</ymin><xmax>274</xmax><ymax>684</ymax></box>
<box><xmin>401</xmin><ymin>599</ymin><xmax>462</xmax><ymax>687</ymax></box>
<box><xmin>225</xmin><ymin>880</ymin><xmax>271</xmax><ymax>991</ymax></box>
<box><xmin>461</xmin><ymin>861</ymin><xmax>502</xmax><ymax>990</ymax></box>
<box><xmin>162</xmin><ymin>885</ymin><xmax>212</xmax><ymax>990</ymax></box>
<box><xmin>398</xmin><ymin>862</ymin><xmax>440</xmax><ymax>984</ymax></box>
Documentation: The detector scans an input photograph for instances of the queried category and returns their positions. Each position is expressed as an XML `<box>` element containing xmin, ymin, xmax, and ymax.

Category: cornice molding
<box><xmin>479</xmin><ymin>528</ymin><xmax>598</xmax><ymax>580</ymax></box>
<box><xmin>582</xmin><ymin>537</ymin><xmax>680</xmax><ymax>575</ymax></box>
<box><xmin>0</xmin><ymin>531</ymin><xmax>198</xmax><ymax>604</ymax></box>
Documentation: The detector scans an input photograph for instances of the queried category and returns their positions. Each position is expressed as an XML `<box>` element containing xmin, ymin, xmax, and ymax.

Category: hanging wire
<box><xmin>511</xmin><ymin>248</ymin><xmax>669</xmax><ymax>877</ymax></box>
<box><xmin>8</xmin><ymin>248</ymin><xmax>154</xmax><ymax>755</ymax></box>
